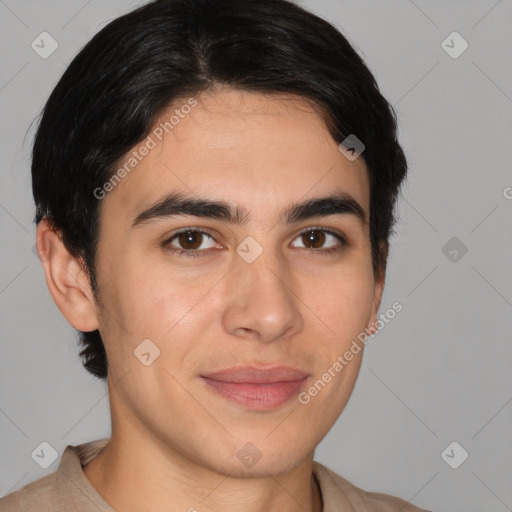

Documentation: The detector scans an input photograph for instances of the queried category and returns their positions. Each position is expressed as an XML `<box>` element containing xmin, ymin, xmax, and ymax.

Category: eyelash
<box><xmin>162</xmin><ymin>227</ymin><xmax>347</xmax><ymax>259</ymax></box>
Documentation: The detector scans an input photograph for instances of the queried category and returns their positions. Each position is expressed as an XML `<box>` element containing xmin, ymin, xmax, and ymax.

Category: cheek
<box><xmin>98</xmin><ymin>255</ymin><xmax>219</xmax><ymax>355</ymax></box>
<box><xmin>308</xmin><ymin>261</ymin><xmax>375</xmax><ymax>346</ymax></box>
<box><xmin>298</xmin><ymin>264</ymin><xmax>374</xmax><ymax>426</ymax></box>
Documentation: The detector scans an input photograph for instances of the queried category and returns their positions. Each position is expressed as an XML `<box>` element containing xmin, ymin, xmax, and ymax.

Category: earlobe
<box><xmin>36</xmin><ymin>219</ymin><xmax>100</xmax><ymax>332</ymax></box>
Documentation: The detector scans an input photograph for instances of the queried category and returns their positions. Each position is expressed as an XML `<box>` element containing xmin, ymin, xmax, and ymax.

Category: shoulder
<box><xmin>0</xmin><ymin>438</ymin><xmax>111</xmax><ymax>512</ymax></box>
<box><xmin>0</xmin><ymin>490</ymin><xmax>20</xmax><ymax>511</ymax></box>
<box><xmin>0</xmin><ymin>472</ymin><xmax>58</xmax><ymax>511</ymax></box>
<box><xmin>312</xmin><ymin>461</ymin><xmax>432</xmax><ymax>512</ymax></box>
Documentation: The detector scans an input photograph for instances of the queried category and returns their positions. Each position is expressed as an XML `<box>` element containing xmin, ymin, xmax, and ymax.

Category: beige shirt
<box><xmin>0</xmin><ymin>438</ymin><xmax>431</xmax><ymax>511</ymax></box>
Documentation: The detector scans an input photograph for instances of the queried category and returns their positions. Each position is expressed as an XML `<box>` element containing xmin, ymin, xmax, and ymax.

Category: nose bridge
<box><xmin>224</xmin><ymin>241</ymin><xmax>302</xmax><ymax>341</ymax></box>
<box><xmin>237</xmin><ymin>243</ymin><xmax>294</xmax><ymax>308</ymax></box>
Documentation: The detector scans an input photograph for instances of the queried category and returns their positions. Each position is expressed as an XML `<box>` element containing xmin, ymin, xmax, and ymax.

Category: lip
<box><xmin>200</xmin><ymin>365</ymin><xmax>309</xmax><ymax>411</ymax></box>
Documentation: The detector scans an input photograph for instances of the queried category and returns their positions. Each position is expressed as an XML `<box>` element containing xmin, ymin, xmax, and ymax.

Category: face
<box><xmin>83</xmin><ymin>88</ymin><xmax>382</xmax><ymax>476</ymax></box>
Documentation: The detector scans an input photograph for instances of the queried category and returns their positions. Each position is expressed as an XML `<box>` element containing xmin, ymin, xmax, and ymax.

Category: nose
<box><xmin>222</xmin><ymin>248</ymin><xmax>303</xmax><ymax>343</ymax></box>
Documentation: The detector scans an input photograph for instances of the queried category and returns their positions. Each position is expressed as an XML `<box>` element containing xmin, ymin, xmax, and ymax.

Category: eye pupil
<box><xmin>179</xmin><ymin>231</ymin><xmax>202</xmax><ymax>250</ymax></box>
<box><xmin>303</xmin><ymin>230</ymin><xmax>325</xmax><ymax>249</ymax></box>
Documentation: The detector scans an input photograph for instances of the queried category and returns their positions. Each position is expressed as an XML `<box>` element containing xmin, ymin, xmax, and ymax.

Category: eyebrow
<box><xmin>131</xmin><ymin>191</ymin><xmax>367</xmax><ymax>228</ymax></box>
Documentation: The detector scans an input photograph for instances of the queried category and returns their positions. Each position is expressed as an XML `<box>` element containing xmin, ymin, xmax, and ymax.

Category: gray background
<box><xmin>1</xmin><ymin>1</ymin><xmax>511</xmax><ymax>510</ymax></box>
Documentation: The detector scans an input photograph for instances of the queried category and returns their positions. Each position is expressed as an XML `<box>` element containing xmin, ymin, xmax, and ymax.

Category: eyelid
<box><xmin>162</xmin><ymin>227</ymin><xmax>219</xmax><ymax>248</ymax></box>
<box><xmin>162</xmin><ymin>226</ymin><xmax>216</xmax><ymax>240</ymax></box>
<box><xmin>292</xmin><ymin>225</ymin><xmax>347</xmax><ymax>242</ymax></box>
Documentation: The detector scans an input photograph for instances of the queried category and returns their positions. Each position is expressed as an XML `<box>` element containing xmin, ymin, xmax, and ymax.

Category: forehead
<box><xmin>101</xmin><ymin>88</ymin><xmax>370</xmax><ymax>224</ymax></box>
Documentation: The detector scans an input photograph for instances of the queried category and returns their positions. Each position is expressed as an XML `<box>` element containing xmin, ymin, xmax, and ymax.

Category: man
<box><xmin>0</xmin><ymin>0</ymin><xmax>431</xmax><ymax>510</ymax></box>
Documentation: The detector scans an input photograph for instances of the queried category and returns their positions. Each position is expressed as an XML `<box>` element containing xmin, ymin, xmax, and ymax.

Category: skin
<box><xmin>37</xmin><ymin>87</ymin><xmax>384</xmax><ymax>512</ymax></box>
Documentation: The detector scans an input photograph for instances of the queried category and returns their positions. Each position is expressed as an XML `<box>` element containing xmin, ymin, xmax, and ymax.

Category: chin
<box><xmin>222</xmin><ymin>438</ymin><xmax>310</xmax><ymax>478</ymax></box>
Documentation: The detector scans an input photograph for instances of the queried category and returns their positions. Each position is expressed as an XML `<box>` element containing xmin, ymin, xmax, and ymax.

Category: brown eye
<box><xmin>164</xmin><ymin>229</ymin><xmax>218</xmax><ymax>256</ymax></box>
<box><xmin>301</xmin><ymin>230</ymin><xmax>326</xmax><ymax>249</ymax></box>
<box><xmin>291</xmin><ymin>228</ymin><xmax>346</xmax><ymax>253</ymax></box>
<box><xmin>176</xmin><ymin>231</ymin><xmax>204</xmax><ymax>250</ymax></box>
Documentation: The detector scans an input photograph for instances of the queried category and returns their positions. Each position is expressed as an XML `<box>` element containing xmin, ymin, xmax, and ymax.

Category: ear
<box><xmin>366</xmin><ymin>242</ymin><xmax>387</xmax><ymax>333</ymax></box>
<box><xmin>35</xmin><ymin>219</ymin><xmax>99</xmax><ymax>332</ymax></box>
<box><xmin>367</xmin><ymin>276</ymin><xmax>385</xmax><ymax>333</ymax></box>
